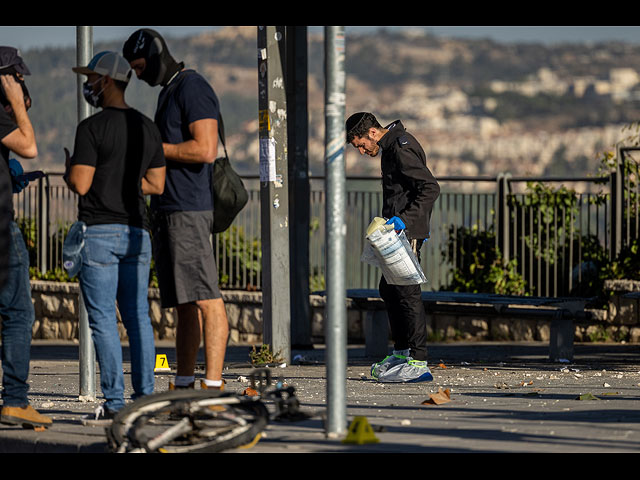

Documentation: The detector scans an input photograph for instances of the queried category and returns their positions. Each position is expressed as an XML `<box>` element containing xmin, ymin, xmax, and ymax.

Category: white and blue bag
<box><xmin>361</xmin><ymin>217</ymin><xmax>427</xmax><ymax>286</ymax></box>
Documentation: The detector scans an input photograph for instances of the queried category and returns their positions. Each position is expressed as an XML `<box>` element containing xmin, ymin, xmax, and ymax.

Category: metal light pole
<box><xmin>324</xmin><ymin>26</ymin><xmax>347</xmax><ymax>437</ymax></box>
<box><xmin>257</xmin><ymin>26</ymin><xmax>292</xmax><ymax>363</ymax></box>
<box><xmin>75</xmin><ymin>26</ymin><xmax>96</xmax><ymax>402</ymax></box>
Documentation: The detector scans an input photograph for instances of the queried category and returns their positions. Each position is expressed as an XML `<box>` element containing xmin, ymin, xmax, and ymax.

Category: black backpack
<box><xmin>211</xmin><ymin>116</ymin><xmax>248</xmax><ymax>233</ymax></box>
<box><xmin>156</xmin><ymin>70</ymin><xmax>248</xmax><ymax>233</ymax></box>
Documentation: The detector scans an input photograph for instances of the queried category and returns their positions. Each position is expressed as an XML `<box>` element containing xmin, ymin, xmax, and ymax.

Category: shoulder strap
<box><xmin>217</xmin><ymin>115</ymin><xmax>228</xmax><ymax>159</ymax></box>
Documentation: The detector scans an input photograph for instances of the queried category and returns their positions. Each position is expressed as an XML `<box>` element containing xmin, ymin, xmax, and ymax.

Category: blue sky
<box><xmin>1</xmin><ymin>26</ymin><xmax>640</xmax><ymax>52</ymax></box>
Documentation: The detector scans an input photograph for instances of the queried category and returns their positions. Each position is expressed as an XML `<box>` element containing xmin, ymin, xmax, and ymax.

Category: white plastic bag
<box><xmin>361</xmin><ymin>217</ymin><xmax>427</xmax><ymax>286</ymax></box>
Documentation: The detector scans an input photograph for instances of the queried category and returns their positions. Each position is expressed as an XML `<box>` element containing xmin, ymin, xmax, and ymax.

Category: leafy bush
<box><xmin>441</xmin><ymin>224</ymin><xmax>526</xmax><ymax>295</ymax></box>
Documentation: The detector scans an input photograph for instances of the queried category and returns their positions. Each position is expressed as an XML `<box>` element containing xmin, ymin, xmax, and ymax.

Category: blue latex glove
<box><xmin>8</xmin><ymin>158</ymin><xmax>28</xmax><ymax>193</ymax></box>
<box><xmin>385</xmin><ymin>216</ymin><xmax>405</xmax><ymax>233</ymax></box>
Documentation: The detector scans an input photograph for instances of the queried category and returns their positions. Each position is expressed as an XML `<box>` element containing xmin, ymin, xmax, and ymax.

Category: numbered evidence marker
<box><xmin>154</xmin><ymin>354</ymin><xmax>171</xmax><ymax>372</ymax></box>
<box><xmin>342</xmin><ymin>416</ymin><xmax>379</xmax><ymax>445</ymax></box>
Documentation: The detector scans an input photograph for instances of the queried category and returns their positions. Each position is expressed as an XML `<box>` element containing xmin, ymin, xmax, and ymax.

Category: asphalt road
<box><xmin>1</xmin><ymin>340</ymin><xmax>639</xmax><ymax>453</ymax></box>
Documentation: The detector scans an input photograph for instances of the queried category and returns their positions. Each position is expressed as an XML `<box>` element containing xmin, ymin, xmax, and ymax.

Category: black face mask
<box><xmin>123</xmin><ymin>29</ymin><xmax>183</xmax><ymax>87</ymax></box>
<box><xmin>0</xmin><ymin>66</ymin><xmax>31</xmax><ymax>111</ymax></box>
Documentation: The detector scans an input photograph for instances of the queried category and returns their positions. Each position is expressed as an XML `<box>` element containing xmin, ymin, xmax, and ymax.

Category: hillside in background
<box><xmin>14</xmin><ymin>26</ymin><xmax>640</xmax><ymax>183</ymax></box>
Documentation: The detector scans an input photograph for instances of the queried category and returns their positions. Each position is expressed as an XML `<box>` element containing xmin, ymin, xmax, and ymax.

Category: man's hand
<box><xmin>64</xmin><ymin>148</ymin><xmax>72</xmax><ymax>170</ymax></box>
<box><xmin>1</xmin><ymin>75</ymin><xmax>26</xmax><ymax>112</ymax></box>
<box><xmin>0</xmin><ymin>75</ymin><xmax>37</xmax><ymax>158</ymax></box>
<box><xmin>63</xmin><ymin>148</ymin><xmax>72</xmax><ymax>184</ymax></box>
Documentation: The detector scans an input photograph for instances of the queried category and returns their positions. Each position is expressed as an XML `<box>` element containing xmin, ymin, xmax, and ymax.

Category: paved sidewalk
<box><xmin>0</xmin><ymin>340</ymin><xmax>639</xmax><ymax>453</ymax></box>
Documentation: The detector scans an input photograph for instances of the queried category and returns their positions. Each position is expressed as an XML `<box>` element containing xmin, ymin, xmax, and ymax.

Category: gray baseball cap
<box><xmin>72</xmin><ymin>51</ymin><xmax>132</xmax><ymax>82</ymax></box>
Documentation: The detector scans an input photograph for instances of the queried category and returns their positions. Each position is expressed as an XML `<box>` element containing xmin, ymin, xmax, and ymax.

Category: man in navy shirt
<box><xmin>123</xmin><ymin>29</ymin><xmax>229</xmax><ymax>391</ymax></box>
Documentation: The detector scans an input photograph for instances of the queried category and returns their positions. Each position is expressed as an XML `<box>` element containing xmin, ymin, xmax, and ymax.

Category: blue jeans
<box><xmin>79</xmin><ymin>224</ymin><xmax>155</xmax><ymax>411</ymax></box>
<box><xmin>0</xmin><ymin>221</ymin><xmax>35</xmax><ymax>407</ymax></box>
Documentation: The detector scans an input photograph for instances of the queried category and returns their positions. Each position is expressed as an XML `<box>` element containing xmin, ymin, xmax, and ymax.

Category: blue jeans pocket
<box><xmin>83</xmin><ymin>228</ymin><xmax>121</xmax><ymax>267</ymax></box>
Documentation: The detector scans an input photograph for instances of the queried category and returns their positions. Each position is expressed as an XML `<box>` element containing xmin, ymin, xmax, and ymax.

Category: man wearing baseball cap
<box><xmin>0</xmin><ymin>46</ymin><xmax>53</xmax><ymax>428</ymax></box>
<box><xmin>65</xmin><ymin>51</ymin><xmax>166</xmax><ymax>423</ymax></box>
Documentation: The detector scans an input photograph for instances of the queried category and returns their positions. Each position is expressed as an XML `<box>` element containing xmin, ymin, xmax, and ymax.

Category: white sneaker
<box><xmin>376</xmin><ymin>358</ymin><xmax>433</xmax><ymax>383</ymax></box>
<box><xmin>370</xmin><ymin>352</ymin><xmax>409</xmax><ymax>380</ymax></box>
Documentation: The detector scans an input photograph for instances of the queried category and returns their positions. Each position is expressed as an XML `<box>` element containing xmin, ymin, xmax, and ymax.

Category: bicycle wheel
<box><xmin>106</xmin><ymin>389</ymin><xmax>269</xmax><ymax>453</ymax></box>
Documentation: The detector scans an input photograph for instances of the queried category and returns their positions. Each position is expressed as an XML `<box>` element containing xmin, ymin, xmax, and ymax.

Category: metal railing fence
<box><xmin>11</xmin><ymin>161</ymin><xmax>639</xmax><ymax>297</ymax></box>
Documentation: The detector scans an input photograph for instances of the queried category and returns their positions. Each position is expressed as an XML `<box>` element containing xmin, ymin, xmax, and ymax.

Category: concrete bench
<box><xmin>347</xmin><ymin>289</ymin><xmax>594</xmax><ymax>363</ymax></box>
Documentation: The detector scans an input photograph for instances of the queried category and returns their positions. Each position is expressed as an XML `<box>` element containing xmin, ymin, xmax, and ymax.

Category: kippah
<box><xmin>345</xmin><ymin>112</ymin><xmax>366</xmax><ymax>133</ymax></box>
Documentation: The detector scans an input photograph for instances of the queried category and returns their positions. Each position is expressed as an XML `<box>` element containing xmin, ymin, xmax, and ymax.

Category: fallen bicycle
<box><xmin>106</xmin><ymin>368</ymin><xmax>314</xmax><ymax>453</ymax></box>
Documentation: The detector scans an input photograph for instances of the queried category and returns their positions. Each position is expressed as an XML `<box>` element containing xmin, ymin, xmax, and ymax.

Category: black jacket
<box><xmin>378</xmin><ymin>120</ymin><xmax>440</xmax><ymax>240</ymax></box>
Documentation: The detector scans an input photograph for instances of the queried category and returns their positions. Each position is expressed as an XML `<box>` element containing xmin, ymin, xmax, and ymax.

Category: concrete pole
<box><xmin>324</xmin><ymin>26</ymin><xmax>347</xmax><ymax>438</ymax></box>
<box><xmin>75</xmin><ymin>26</ymin><xmax>96</xmax><ymax>402</ymax></box>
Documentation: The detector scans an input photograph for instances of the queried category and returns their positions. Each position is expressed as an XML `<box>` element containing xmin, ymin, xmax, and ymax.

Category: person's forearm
<box><xmin>163</xmin><ymin>140</ymin><xmax>216</xmax><ymax>164</ymax></box>
<box><xmin>8</xmin><ymin>103</ymin><xmax>37</xmax><ymax>158</ymax></box>
<box><xmin>141</xmin><ymin>166</ymin><xmax>166</xmax><ymax>195</ymax></box>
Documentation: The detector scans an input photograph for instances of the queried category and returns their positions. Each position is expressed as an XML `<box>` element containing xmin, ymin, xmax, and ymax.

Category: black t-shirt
<box><xmin>0</xmin><ymin>108</ymin><xmax>18</xmax><ymax>219</ymax></box>
<box><xmin>0</xmin><ymin>108</ymin><xmax>17</xmax><ymax>287</ymax></box>
<box><xmin>71</xmin><ymin>107</ymin><xmax>165</xmax><ymax>229</ymax></box>
<box><xmin>152</xmin><ymin>69</ymin><xmax>220</xmax><ymax>212</ymax></box>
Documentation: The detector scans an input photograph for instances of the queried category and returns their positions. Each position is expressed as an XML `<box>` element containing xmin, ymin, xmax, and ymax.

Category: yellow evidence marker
<box><xmin>154</xmin><ymin>354</ymin><xmax>171</xmax><ymax>372</ymax></box>
<box><xmin>342</xmin><ymin>416</ymin><xmax>379</xmax><ymax>445</ymax></box>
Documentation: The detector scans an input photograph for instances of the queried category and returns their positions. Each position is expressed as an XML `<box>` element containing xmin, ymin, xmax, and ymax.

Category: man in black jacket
<box><xmin>346</xmin><ymin>112</ymin><xmax>440</xmax><ymax>383</ymax></box>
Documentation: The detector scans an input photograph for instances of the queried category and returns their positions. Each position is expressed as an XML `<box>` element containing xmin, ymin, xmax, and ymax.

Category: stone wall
<box><xmin>602</xmin><ymin>279</ymin><xmax>640</xmax><ymax>343</ymax></box>
<box><xmin>28</xmin><ymin>281</ymin><xmax>265</xmax><ymax>344</ymax></box>
<box><xmin>15</xmin><ymin>280</ymin><xmax>640</xmax><ymax>344</ymax></box>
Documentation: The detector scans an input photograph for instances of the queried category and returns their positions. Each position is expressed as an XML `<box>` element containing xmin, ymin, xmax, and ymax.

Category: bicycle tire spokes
<box><xmin>107</xmin><ymin>390</ymin><xmax>269</xmax><ymax>453</ymax></box>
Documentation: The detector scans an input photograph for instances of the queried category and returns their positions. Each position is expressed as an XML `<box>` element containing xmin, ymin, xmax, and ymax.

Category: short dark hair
<box><xmin>114</xmin><ymin>78</ymin><xmax>129</xmax><ymax>92</ymax></box>
<box><xmin>345</xmin><ymin>112</ymin><xmax>382</xmax><ymax>143</ymax></box>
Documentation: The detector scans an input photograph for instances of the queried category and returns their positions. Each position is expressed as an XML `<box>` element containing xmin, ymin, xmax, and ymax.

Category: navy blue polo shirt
<box><xmin>152</xmin><ymin>69</ymin><xmax>220</xmax><ymax>212</ymax></box>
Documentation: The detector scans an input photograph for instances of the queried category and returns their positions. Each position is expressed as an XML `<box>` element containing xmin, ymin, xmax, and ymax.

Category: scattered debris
<box><xmin>576</xmin><ymin>393</ymin><xmax>600</xmax><ymax>401</ymax></box>
<box><xmin>241</xmin><ymin>387</ymin><xmax>259</xmax><ymax>396</ymax></box>
<box><xmin>421</xmin><ymin>388</ymin><xmax>451</xmax><ymax>405</ymax></box>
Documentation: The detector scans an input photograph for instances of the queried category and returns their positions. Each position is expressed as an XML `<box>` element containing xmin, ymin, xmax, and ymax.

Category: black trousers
<box><xmin>378</xmin><ymin>238</ymin><xmax>428</xmax><ymax>361</ymax></box>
